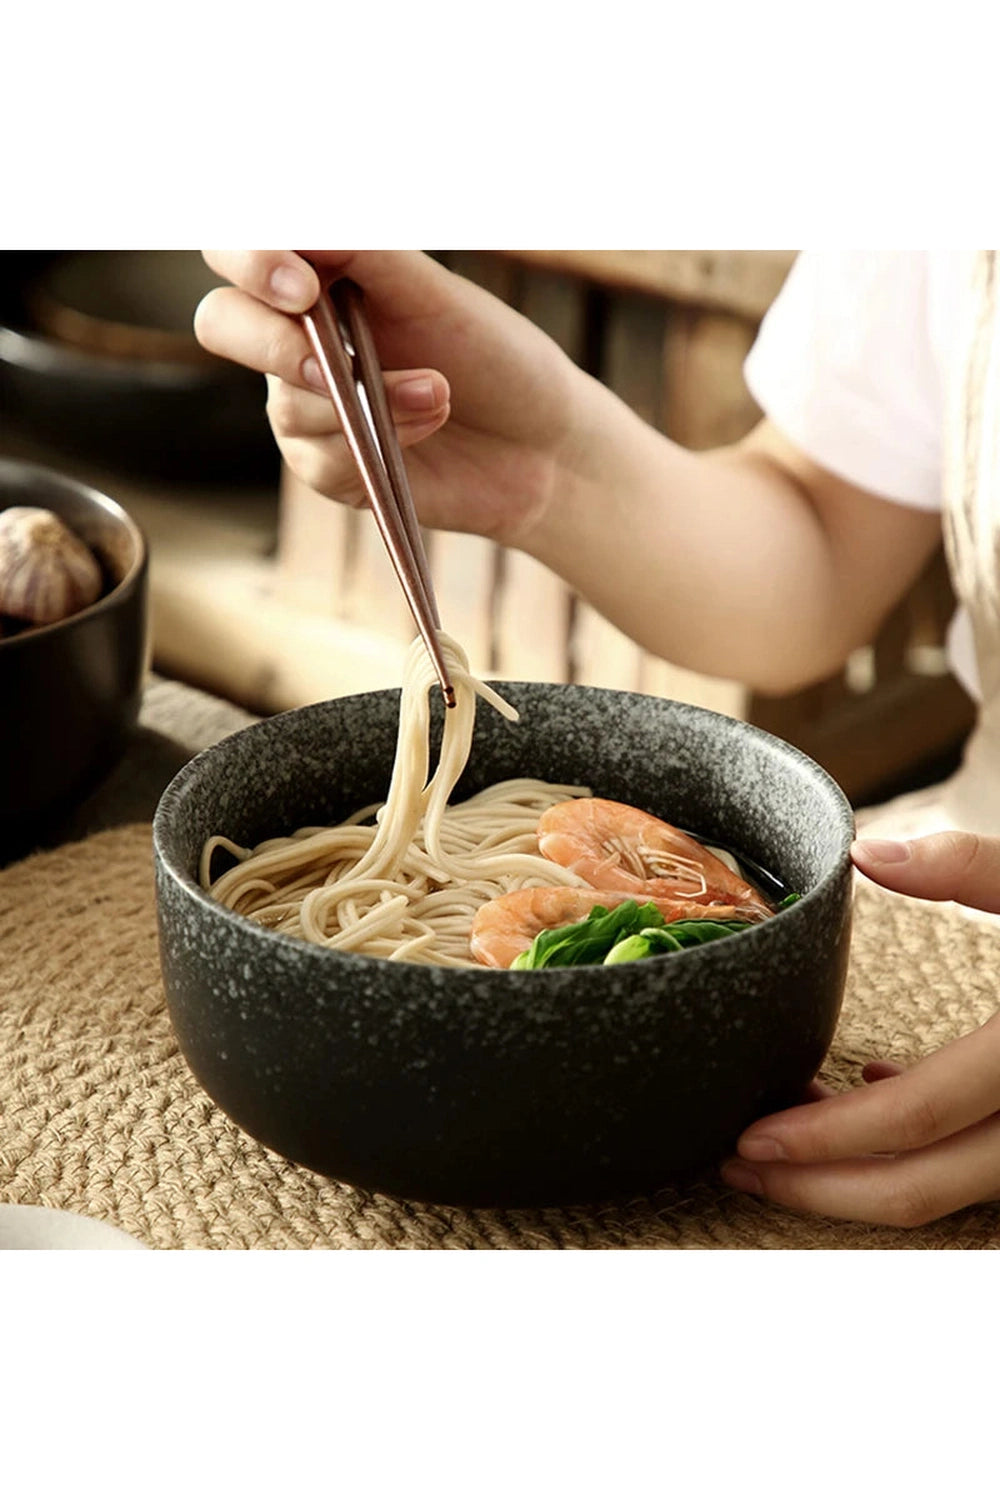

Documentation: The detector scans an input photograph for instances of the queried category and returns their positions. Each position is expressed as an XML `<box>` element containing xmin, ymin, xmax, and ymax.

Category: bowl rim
<box><xmin>152</xmin><ymin>683</ymin><xmax>857</xmax><ymax>982</ymax></box>
<box><xmin>0</xmin><ymin>457</ymin><xmax>147</xmax><ymax>651</ymax></box>
<box><xmin>0</xmin><ymin>317</ymin><xmax>264</xmax><ymax>387</ymax></box>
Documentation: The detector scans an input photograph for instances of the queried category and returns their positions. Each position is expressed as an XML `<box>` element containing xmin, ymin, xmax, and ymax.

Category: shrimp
<box><xmin>469</xmin><ymin>886</ymin><xmax>756</xmax><ymax>970</ymax></box>
<box><xmin>536</xmin><ymin>798</ymin><xmax>772</xmax><ymax>918</ymax></box>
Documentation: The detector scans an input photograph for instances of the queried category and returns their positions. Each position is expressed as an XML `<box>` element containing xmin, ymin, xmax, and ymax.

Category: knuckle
<box><xmin>882</xmin><ymin>1172</ymin><xmax>940</xmax><ymax>1229</ymax></box>
<box><xmin>282</xmin><ymin>431</ymin><xmax>366</xmax><ymax>507</ymax></box>
<box><xmin>294</xmin><ymin>442</ymin><xmax>348</xmax><ymax>501</ymax></box>
<box><xmin>290</xmin><ymin>445</ymin><xmax>328</xmax><ymax>495</ymax></box>
<box><xmin>261</xmin><ymin>326</ymin><xmax>301</xmax><ymax>380</ymax></box>
<box><xmin>264</xmin><ymin>380</ymin><xmax>301</xmax><ymax>437</ymax></box>
<box><xmin>883</xmin><ymin>1085</ymin><xmax>941</xmax><ymax>1151</ymax></box>
<box><xmin>943</xmin><ymin>829</ymin><xmax>982</xmax><ymax>878</ymax></box>
<box><xmin>925</xmin><ymin>828</ymin><xmax>1000</xmax><ymax>893</ymax></box>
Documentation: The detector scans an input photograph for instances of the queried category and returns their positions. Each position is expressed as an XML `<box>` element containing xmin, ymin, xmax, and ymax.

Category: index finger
<box><xmin>202</xmin><ymin>250</ymin><xmax>325</xmax><ymax>313</ymax></box>
<box><xmin>851</xmin><ymin>830</ymin><xmax>1000</xmax><ymax>911</ymax></box>
<box><xmin>736</xmin><ymin>1009</ymin><xmax>1000</xmax><ymax>1163</ymax></box>
<box><xmin>202</xmin><ymin>250</ymin><xmax>458</xmax><ymax>325</ymax></box>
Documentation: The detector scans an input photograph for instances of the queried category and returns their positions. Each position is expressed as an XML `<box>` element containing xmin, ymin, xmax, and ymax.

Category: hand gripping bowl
<box><xmin>152</xmin><ymin>684</ymin><xmax>855</xmax><ymax>1208</ymax></box>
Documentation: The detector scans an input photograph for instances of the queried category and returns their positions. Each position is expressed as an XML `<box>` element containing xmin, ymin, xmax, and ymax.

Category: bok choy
<box><xmin>510</xmin><ymin>893</ymin><xmax>801</xmax><ymax>970</ymax></box>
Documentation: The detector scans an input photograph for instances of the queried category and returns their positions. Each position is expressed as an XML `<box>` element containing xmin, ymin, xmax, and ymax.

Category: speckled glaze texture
<box><xmin>152</xmin><ymin>684</ymin><xmax>855</xmax><ymax>1207</ymax></box>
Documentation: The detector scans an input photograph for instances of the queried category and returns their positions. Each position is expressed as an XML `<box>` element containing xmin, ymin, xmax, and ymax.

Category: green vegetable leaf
<box><xmin>778</xmin><ymin>893</ymin><xmax>802</xmax><ymax>909</ymax></box>
<box><xmin>605</xmin><ymin>918</ymin><xmax>753</xmax><ymax>965</ymax></box>
<box><xmin>510</xmin><ymin>899</ymin><xmax>667</xmax><ymax>971</ymax></box>
<box><xmin>510</xmin><ymin>899</ymin><xmax>766</xmax><ymax>970</ymax></box>
<box><xmin>603</xmin><ymin>932</ymin><xmax>671</xmax><ymax>964</ymax></box>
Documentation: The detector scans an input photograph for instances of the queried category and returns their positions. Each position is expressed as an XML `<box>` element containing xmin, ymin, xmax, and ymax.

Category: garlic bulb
<box><xmin>0</xmin><ymin>506</ymin><xmax>103</xmax><ymax>625</ymax></box>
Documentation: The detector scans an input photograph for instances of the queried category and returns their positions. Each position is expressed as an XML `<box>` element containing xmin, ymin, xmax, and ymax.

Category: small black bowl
<box><xmin>153</xmin><ymin>685</ymin><xmax>855</xmax><ymax>1207</ymax></box>
<box><xmin>0</xmin><ymin>459</ymin><xmax>148</xmax><ymax>853</ymax></box>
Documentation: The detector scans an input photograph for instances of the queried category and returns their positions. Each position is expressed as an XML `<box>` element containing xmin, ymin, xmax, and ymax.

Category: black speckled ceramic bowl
<box><xmin>153</xmin><ymin>684</ymin><xmax>854</xmax><ymax>1207</ymax></box>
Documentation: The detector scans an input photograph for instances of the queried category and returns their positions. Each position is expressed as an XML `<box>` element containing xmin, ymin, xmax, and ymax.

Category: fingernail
<box><xmin>720</xmin><ymin>1160</ymin><xmax>763</xmax><ymax>1194</ymax></box>
<box><xmin>852</xmin><ymin>838</ymin><xmax>911</xmax><ymax>864</ymax></box>
<box><xmin>270</xmin><ymin>264</ymin><xmax>312</xmax><ymax>309</ymax></box>
<box><xmin>302</xmin><ymin>356</ymin><xmax>326</xmax><ymax>392</ymax></box>
<box><xmin>394</xmin><ymin>376</ymin><xmax>439</xmax><ymax>413</ymax></box>
<box><xmin>737</xmin><ymin>1135</ymin><xmax>787</xmax><ymax>1162</ymax></box>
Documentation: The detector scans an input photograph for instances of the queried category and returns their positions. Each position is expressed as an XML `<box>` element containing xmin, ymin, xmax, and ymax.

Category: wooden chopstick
<box><xmin>300</xmin><ymin>278</ymin><xmax>456</xmax><ymax>708</ymax></box>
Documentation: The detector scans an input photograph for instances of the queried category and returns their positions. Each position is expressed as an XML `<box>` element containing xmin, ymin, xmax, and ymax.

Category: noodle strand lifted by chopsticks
<box><xmin>200</xmin><ymin>635</ymin><xmax>589</xmax><ymax>967</ymax></box>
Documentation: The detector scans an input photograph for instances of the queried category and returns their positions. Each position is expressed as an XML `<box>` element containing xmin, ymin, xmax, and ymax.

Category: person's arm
<box><xmin>195</xmin><ymin>249</ymin><xmax>942</xmax><ymax>694</ymax></box>
<box><xmin>721</xmin><ymin>833</ymin><xmax>1000</xmax><ymax>1227</ymax></box>
<box><xmin>521</xmin><ymin>404</ymin><xmax>942</xmax><ymax>693</ymax></box>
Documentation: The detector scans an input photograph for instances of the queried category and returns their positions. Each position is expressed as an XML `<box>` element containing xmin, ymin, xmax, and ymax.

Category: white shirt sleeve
<box><xmin>743</xmin><ymin>251</ymin><xmax>945</xmax><ymax>511</ymax></box>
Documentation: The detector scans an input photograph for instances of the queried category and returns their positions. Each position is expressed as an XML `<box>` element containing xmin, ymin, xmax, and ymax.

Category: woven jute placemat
<box><xmin>2</xmin><ymin>821</ymin><xmax>999</xmax><ymax>1250</ymax></box>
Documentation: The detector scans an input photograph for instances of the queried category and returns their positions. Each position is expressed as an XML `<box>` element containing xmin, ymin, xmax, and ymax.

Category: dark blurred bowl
<box><xmin>0</xmin><ymin>251</ymin><xmax>278</xmax><ymax>485</ymax></box>
<box><xmin>153</xmin><ymin>684</ymin><xmax>855</xmax><ymax>1208</ymax></box>
<box><xmin>0</xmin><ymin>459</ymin><xmax>148</xmax><ymax>853</ymax></box>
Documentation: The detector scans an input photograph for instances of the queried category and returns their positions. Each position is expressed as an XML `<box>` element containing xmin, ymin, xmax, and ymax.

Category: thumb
<box><xmin>851</xmin><ymin>831</ymin><xmax>1000</xmax><ymax>911</ymax></box>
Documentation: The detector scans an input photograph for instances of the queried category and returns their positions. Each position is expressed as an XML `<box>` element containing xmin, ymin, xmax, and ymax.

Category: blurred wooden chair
<box><xmin>277</xmin><ymin>250</ymin><xmax>974</xmax><ymax>806</ymax></box>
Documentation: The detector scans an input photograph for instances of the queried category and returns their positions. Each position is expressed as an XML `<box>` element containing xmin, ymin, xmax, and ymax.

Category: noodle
<box><xmin>201</xmin><ymin>635</ymin><xmax>590</xmax><ymax>966</ymax></box>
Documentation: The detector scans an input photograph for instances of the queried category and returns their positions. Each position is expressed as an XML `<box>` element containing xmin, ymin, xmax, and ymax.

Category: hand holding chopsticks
<box><xmin>299</xmin><ymin>277</ymin><xmax>456</xmax><ymax>708</ymax></box>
